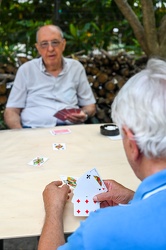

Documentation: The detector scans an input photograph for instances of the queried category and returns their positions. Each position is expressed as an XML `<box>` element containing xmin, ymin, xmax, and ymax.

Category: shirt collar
<box><xmin>131</xmin><ymin>169</ymin><xmax>166</xmax><ymax>203</ymax></box>
<box><xmin>39</xmin><ymin>57</ymin><xmax>67</xmax><ymax>75</ymax></box>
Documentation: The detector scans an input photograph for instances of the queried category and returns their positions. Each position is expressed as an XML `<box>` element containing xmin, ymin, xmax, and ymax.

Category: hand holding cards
<box><xmin>62</xmin><ymin>168</ymin><xmax>107</xmax><ymax>217</ymax></box>
<box><xmin>54</xmin><ymin>108</ymin><xmax>81</xmax><ymax>121</ymax></box>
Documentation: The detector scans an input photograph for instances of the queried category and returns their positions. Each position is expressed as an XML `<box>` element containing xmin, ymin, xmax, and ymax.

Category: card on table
<box><xmin>28</xmin><ymin>156</ymin><xmax>48</xmax><ymax>166</ymax></box>
<box><xmin>50</xmin><ymin>128</ymin><xmax>71</xmax><ymax>135</ymax></box>
<box><xmin>52</xmin><ymin>143</ymin><xmax>66</xmax><ymax>150</ymax></box>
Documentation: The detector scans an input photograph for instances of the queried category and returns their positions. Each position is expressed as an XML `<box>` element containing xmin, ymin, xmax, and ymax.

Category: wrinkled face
<box><xmin>35</xmin><ymin>26</ymin><xmax>66</xmax><ymax>70</ymax></box>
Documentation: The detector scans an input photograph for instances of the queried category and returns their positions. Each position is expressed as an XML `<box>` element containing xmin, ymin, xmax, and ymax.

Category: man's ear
<box><xmin>62</xmin><ymin>39</ymin><xmax>66</xmax><ymax>52</ymax></box>
<box><xmin>35</xmin><ymin>43</ymin><xmax>40</xmax><ymax>54</ymax></box>
<box><xmin>122</xmin><ymin>126</ymin><xmax>140</xmax><ymax>161</ymax></box>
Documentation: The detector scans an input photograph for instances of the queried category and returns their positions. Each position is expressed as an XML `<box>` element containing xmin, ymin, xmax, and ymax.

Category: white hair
<box><xmin>111</xmin><ymin>58</ymin><xmax>166</xmax><ymax>158</ymax></box>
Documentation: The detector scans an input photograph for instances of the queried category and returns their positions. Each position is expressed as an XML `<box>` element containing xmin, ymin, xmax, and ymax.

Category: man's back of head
<box><xmin>112</xmin><ymin>58</ymin><xmax>166</xmax><ymax>159</ymax></box>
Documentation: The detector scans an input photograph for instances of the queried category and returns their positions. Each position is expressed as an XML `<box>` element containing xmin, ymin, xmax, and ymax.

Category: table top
<box><xmin>0</xmin><ymin>124</ymin><xmax>140</xmax><ymax>239</ymax></box>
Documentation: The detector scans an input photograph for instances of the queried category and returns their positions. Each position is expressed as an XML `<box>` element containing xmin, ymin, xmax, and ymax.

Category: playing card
<box><xmin>54</xmin><ymin>109</ymin><xmax>68</xmax><ymax>121</ymax></box>
<box><xmin>72</xmin><ymin>168</ymin><xmax>107</xmax><ymax>204</ymax></box>
<box><xmin>73</xmin><ymin>195</ymin><xmax>100</xmax><ymax>216</ymax></box>
<box><xmin>88</xmin><ymin>168</ymin><xmax>107</xmax><ymax>192</ymax></box>
<box><xmin>66</xmin><ymin>108</ymin><xmax>81</xmax><ymax>114</ymax></box>
<box><xmin>73</xmin><ymin>173</ymin><xmax>100</xmax><ymax>198</ymax></box>
<box><xmin>54</xmin><ymin>108</ymin><xmax>81</xmax><ymax>121</ymax></box>
<box><xmin>75</xmin><ymin>168</ymin><xmax>107</xmax><ymax>195</ymax></box>
<box><xmin>28</xmin><ymin>156</ymin><xmax>48</xmax><ymax>166</ymax></box>
<box><xmin>50</xmin><ymin>129</ymin><xmax>71</xmax><ymax>135</ymax></box>
<box><xmin>60</xmin><ymin>175</ymin><xmax>78</xmax><ymax>188</ymax></box>
<box><xmin>52</xmin><ymin>143</ymin><xmax>66</xmax><ymax>150</ymax></box>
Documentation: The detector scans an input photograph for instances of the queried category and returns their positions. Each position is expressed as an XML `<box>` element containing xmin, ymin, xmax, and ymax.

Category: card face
<box><xmin>72</xmin><ymin>168</ymin><xmax>107</xmax><ymax>216</ymax></box>
<box><xmin>75</xmin><ymin>168</ymin><xmax>107</xmax><ymax>196</ymax></box>
<box><xmin>60</xmin><ymin>175</ymin><xmax>78</xmax><ymax>188</ymax></box>
<box><xmin>50</xmin><ymin>129</ymin><xmax>71</xmax><ymax>135</ymax></box>
<box><xmin>88</xmin><ymin>168</ymin><xmax>107</xmax><ymax>192</ymax></box>
<box><xmin>73</xmin><ymin>195</ymin><xmax>100</xmax><ymax>216</ymax></box>
<box><xmin>52</xmin><ymin>143</ymin><xmax>66</xmax><ymax>150</ymax></box>
<box><xmin>28</xmin><ymin>156</ymin><xmax>48</xmax><ymax>166</ymax></box>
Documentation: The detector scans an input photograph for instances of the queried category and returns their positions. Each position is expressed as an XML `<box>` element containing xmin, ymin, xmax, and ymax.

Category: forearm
<box><xmin>4</xmin><ymin>108</ymin><xmax>22</xmax><ymax>129</ymax></box>
<box><xmin>81</xmin><ymin>104</ymin><xmax>96</xmax><ymax>118</ymax></box>
<box><xmin>38</xmin><ymin>212</ymin><xmax>65</xmax><ymax>250</ymax></box>
<box><xmin>38</xmin><ymin>182</ymin><xmax>70</xmax><ymax>250</ymax></box>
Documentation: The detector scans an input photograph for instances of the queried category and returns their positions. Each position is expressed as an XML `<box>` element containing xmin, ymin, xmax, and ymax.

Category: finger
<box><xmin>93</xmin><ymin>192</ymin><xmax>112</xmax><ymax>202</ymax></box>
<box><xmin>62</xmin><ymin>183</ymin><xmax>70</xmax><ymax>193</ymax></box>
<box><xmin>100</xmin><ymin>201</ymin><xmax>110</xmax><ymax>208</ymax></box>
<box><xmin>53</xmin><ymin>180</ymin><xmax>63</xmax><ymax>186</ymax></box>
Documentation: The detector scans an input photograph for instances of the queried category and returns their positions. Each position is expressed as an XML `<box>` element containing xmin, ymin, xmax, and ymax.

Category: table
<box><xmin>0</xmin><ymin>124</ymin><xmax>140</xmax><ymax>240</ymax></box>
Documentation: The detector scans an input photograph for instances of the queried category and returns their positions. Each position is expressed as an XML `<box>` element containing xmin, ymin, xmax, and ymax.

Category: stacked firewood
<box><xmin>72</xmin><ymin>50</ymin><xmax>147</xmax><ymax>123</ymax></box>
<box><xmin>0</xmin><ymin>62</ymin><xmax>16</xmax><ymax>106</ymax></box>
<box><xmin>0</xmin><ymin>52</ymin><xmax>147</xmax><ymax>125</ymax></box>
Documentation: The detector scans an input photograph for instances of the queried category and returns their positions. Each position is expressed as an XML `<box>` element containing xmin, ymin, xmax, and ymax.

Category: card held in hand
<box><xmin>73</xmin><ymin>195</ymin><xmax>100</xmax><ymax>216</ymax></box>
<box><xmin>72</xmin><ymin>168</ymin><xmax>107</xmax><ymax>216</ymax></box>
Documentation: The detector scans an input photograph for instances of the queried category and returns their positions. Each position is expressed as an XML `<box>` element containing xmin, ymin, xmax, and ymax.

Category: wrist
<box><xmin>82</xmin><ymin>110</ymin><xmax>89</xmax><ymax>121</ymax></box>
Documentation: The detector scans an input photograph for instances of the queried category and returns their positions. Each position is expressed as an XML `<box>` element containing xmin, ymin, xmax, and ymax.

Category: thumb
<box><xmin>93</xmin><ymin>192</ymin><xmax>110</xmax><ymax>202</ymax></box>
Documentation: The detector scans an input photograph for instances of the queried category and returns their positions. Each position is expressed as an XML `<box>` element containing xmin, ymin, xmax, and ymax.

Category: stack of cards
<box><xmin>71</xmin><ymin>168</ymin><xmax>107</xmax><ymax>216</ymax></box>
<box><xmin>54</xmin><ymin>108</ymin><xmax>81</xmax><ymax>121</ymax></box>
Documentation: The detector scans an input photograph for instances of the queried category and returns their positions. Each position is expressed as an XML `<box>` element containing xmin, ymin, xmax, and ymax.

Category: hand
<box><xmin>93</xmin><ymin>180</ymin><xmax>135</xmax><ymax>208</ymax></box>
<box><xmin>66</xmin><ymin>110</ymin><xmax>88</xmax><ymax>124</ymax></box>
<box><xmin>43</xmin><ymin>181</ymin><xmax>71</xmax><ymax>216</ymax></box>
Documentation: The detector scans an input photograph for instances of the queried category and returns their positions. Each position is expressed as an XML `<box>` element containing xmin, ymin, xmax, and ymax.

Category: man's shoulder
<box><xmin>64</xmin><ymin>57</ymin><xmax>83</xmax><ymax>68</ymax></box>
<box><xmin>18</xmin><ymin>57</ymin><xmax>41</xmax><ymax>71</ymax></box>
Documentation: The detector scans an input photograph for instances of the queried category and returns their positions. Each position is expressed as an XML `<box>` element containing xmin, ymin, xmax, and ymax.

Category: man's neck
<box><xmin>44</xmin><ymin>59</ymin><xmax>63</xmax><ymax>77</ymax></box>
<box><xmin>138</xmin><ymin>156</ymin><xmax>166</xmax><ymax>181</ymax></box>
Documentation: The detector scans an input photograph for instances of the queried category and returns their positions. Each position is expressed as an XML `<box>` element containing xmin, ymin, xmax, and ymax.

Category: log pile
<box><xmin>0</xmin><ymin>52</ymin><xmax>147</xmax><ymax>128</ymax></box>
<box><xmin>72</xmin><ymin>50</ymin><xmax>147</xmax><ymax>123</ymax></box>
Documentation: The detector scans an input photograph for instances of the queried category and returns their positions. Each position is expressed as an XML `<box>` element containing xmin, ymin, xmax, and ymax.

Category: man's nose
<box><xmin>47</xmin><ymin>43</ymin><xmax>54</xmax><ymax>50</ymax></box>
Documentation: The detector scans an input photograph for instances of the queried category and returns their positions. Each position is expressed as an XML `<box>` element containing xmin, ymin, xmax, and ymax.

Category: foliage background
<box><xmin>0</xmin><ymin>0</ymin><xmax>165</xmax><ymax>65</ymax></box>
<box><xmin>0</xmin><ymin>0</ymin><xmax>165</xmax><ymax>129</ymax></box>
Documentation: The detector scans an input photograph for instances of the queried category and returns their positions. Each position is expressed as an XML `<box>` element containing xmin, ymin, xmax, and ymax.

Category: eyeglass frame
<box><xmin>38</xmin><ymin>39</ymin><xmax>64</xmax><ymax>49</ymax></box>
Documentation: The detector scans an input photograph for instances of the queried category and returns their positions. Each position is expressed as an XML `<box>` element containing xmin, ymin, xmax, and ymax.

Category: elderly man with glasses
<box><xmin>4</xmin><ymin>25</ymin><xmax>96</xmax><ymax>129</ymax></box>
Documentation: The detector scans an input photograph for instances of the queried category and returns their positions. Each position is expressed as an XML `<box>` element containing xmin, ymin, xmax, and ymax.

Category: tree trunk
<box><xmin>114</xmin><ymin>0</ymin><xmax>166</xmax><ymax>58</ymax></box>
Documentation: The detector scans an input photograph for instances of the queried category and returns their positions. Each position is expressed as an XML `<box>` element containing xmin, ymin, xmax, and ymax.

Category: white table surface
<box><xmin>0</xmin><ymin>124</ymin><xmax>140</xmax><ymax>239</ymax></box>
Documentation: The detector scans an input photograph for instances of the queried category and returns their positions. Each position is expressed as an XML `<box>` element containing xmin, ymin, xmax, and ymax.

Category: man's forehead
<box><xmin>37</xmin><ymin>26</ymin><xmax>61</xmax><ymax>41</ymax></box>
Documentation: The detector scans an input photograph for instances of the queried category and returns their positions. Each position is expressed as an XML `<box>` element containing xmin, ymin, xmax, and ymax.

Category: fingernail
<box><xmin>93</xmin><ymin>196</ymin><xmax>98</xmax><ymax>201</ymax></box>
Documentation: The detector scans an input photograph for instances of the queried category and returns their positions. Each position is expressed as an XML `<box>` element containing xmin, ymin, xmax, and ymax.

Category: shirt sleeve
<box><xmin>6</xmin><ymin>64</ymin><xmax>28</xmax><ymax>108</ymax></box>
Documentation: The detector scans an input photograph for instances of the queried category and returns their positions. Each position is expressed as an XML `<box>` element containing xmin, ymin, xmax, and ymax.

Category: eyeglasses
<box><xmin>39</xmin><ymin>39</ymin><xmax>63</xmax><ymax>49</ymax></box>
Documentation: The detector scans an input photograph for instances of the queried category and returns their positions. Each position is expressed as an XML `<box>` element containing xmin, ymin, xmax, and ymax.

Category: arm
<box><xmin>38</xmin><ymin>181</ymin><xmax>71</xmax><ymax>250</ymax></box>
<box><xmin>93</xmin><ymin>180</ymin><xmax>135</xmax><ymax>207</ymax></box>
<box><xmin>81</xmin><ymin>103</ymin><xmax>96</xmax><ymax>118</ymax></box>
<box><xmin>4</xmin><ymin>107</ymin><xmax>22</xmax><ymax>129</ymax></box>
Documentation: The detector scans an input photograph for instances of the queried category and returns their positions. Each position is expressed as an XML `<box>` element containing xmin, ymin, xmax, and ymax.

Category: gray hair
<box><xmin>111</xmin><ymin>58</ymin><xmax>166</xmax><ymax>158</ymax></box>
<box><xmin>36</xmin><ymin>25</ymin><xmax>64</xmax><ymax>42</ymax></box>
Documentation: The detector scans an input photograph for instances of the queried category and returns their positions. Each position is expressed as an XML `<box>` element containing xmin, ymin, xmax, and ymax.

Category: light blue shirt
<box><xmin>59</xmin><ymin>169</ymin><xmax>166</xmax><ymax>249</ymax></box>
<box><xmin>6</xmin><ymin>57</ymin><xmax>96</xmax><ymax>128</ymax></box>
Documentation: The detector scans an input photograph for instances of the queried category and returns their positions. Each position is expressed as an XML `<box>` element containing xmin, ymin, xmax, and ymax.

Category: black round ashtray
<box><xmin>100</xmin><ymin>124</ymin><xmax>120</xmax><ymax>136</ymax></box>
